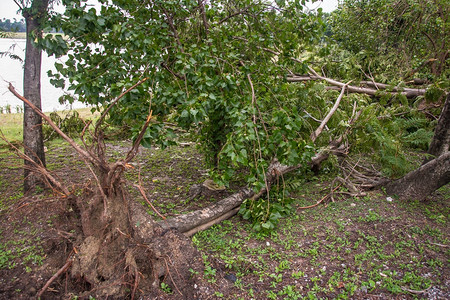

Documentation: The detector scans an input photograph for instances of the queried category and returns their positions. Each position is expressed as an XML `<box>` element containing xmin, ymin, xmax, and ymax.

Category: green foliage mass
<box><xmin>43</xmin><ymin>0</ymin><xmax>327</xmax><ymax>188</ymax></box>
<box><xmin>39</xmin><ymin>0</ymin><xmax>447</xmax><ymax>230</ymax></box>
<box><xmin>329</xmin><ymin>0</ymin><xmax>449</xmax><ymax>80</ymax></box>
<box><xmin>42</xmin><ymin>111</ymin><xmax>86</xmax><ymax>141</ymax></box>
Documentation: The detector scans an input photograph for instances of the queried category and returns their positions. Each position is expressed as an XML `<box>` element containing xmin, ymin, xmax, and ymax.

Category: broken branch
<box><xmin>311</xmin><ymin>82</ymin><xmax>350</xmax><ymax>142</ymax></box>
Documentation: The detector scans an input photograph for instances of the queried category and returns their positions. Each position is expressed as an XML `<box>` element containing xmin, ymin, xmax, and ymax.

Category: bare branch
<box><xmin>218</xmin><ymin>5</ymin><xmax>252</xmax><ymax>25</ymax></box>
<box><xmin>287</xmin><ymin>74</ymin><xmax>426</xmax><ymax>98</ymax></box>
<box><xmin>8</xmin><ymin>83</ymin><xmax>100</xmax><ymax>168</ymax></box>
<box><xmin>197</xmin><ymin>0</ymin><xmax>209</xmax><ymax>36</ymax></box>
<box><xmin>94</xmin><ymin>77</ymin><xmax>149</xmax><ymax>137</ymax></box>
<box><xmin>134</xmin><ymin>184</ymin><xmax>165</xmax><ymax>220</ymax></box>
<box><xmin>37</xmin><ymin>257</ymin><xmax>72</xmax><ymax>299</ymax></box>
<box><xmin>13</xmin><ymin>0</ymin><xmax>23</xmax><ymax>10</ymax></box>
<box><xmin>0</xmin><ymin>130</ymin><xmax>70</xmax><ymax>196</ymax></box>
<box><xmin>311</xmin><ymin>82</ymin><xmax>350</xmax><ymax>142</ymax></box>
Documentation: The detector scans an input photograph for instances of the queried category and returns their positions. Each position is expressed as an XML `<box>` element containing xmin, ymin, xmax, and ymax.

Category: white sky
<box><xmin>0</xmin><ymin>0</ymin><xmax>339</xmax><ymax>20</ymax></box>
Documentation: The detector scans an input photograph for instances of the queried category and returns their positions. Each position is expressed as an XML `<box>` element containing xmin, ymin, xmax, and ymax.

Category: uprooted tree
<box><xmin>6</xmin><ymin>0</ymin><xmax>447</xmax><ymax>298</ymax></box>
<box><xmin>15</xmin><ymin>0</ymin><xmax>331</xmax><ymax>298</ymax></box>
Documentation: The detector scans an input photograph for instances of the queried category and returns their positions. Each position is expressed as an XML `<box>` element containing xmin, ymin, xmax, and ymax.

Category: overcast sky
<box><xmin>1</xmin><ymin>0</ymin><xmax>339</xmax><ymax>20</ymax></box>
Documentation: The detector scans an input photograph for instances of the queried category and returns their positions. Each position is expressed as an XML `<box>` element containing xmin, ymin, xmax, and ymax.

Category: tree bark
<box><xmin>158</xmin><ymin>149</ymin><xmax>339</xmax><ymax>234</ymax></box>
<box><xmin>22</xmin><ymin>0</ymin><xmax>49</xmax><ymax>192</ymax></box>
<box><xmin>385</xmin><ymin>151</ymin><xmax>450</xmax><ymax>201</ymax></box>
<box><xmin>424</xmin><ymin>93</ymin><xmax>450</xmax><ymax>164</ymax></box>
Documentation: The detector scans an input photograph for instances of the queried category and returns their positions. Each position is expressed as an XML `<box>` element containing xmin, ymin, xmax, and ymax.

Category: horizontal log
<box><xmin>158</xmin><ymin>148</ymin><xmax>337</xmax><ymax>234</ymax></box>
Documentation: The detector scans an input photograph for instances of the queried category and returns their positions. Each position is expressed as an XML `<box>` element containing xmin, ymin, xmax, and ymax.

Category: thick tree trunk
<box><xmin>424</xmin><ymin>93</ymin><xmax>450</xmax><ymax>164</ymax></box>
<box><xmin>22</xmin><ymin>0</ymin><xmax>48</xmax><ymax>192</ymax></box>
<box><xmin>159</xmin><ymin>149</ymin><xmax>337</xmax><ymax>235</ymax></box>
<box><xmin>385</xmin><ymin>152</ymin><xmax>450</xmax><ymax>200</ymax></box>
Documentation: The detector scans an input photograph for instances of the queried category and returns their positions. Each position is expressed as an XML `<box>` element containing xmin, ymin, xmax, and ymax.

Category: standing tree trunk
<box><xmin>22</xmin><ymin>0</ymin><xmax>49</xmax><ymax>192</ymax></box>
<box><xmin>386</xmin><ymin>93</ymin><xmax>450</xmax><ymax>200</ymax></box>
<box><xmin>386</xmin><ymin>152</ymin><xmax>450</xmax><ymax>200</ymax></box>
<box><xmin>424</xmin><ymin>93</ymin><xmax>450</xmax><ymax>164</ymax></box>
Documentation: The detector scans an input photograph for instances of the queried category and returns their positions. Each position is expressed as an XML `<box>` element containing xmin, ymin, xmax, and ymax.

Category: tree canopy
<box><xmin>46</xmin><ymin>0</ymin><xmax>327</xmax><ymax>186</ymax></box>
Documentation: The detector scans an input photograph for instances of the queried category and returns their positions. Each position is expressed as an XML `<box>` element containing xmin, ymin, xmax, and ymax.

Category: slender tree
<box><xmin>14</xmin><ymin>0</ymin><xmax>49</xmax><ymax>192</ymax></box>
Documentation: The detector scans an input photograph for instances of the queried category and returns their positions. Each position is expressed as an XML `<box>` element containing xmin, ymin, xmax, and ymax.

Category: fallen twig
<box><xmin>429</xmin><ymin>241</ymin><xmax>449</xmax><ymax>248</ymax></box>
<box><xmin>37</xmin><ymin>258</ymin><xmax>72</xmax><ymax>299</ymax></box>
<box><xmin>134</xmin><ymin>184</ymin><xmax>166</xmax><ymax>220</ymax></box>
<box><xmin>401</xmin><ymin>286</ymin><xmax>430</xmax><ymax>294</ymax></box>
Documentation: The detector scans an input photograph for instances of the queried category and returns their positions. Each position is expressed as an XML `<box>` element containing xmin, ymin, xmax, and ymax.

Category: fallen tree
<box><xmin>159</xmin><ymin>84</ymin><xmax>359</xmax><ymax>235</ymax></box>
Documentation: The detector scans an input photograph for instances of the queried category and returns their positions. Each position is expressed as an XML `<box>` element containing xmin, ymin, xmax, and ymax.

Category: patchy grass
<box><xmin>0</xmin><ymin>112</ymin><xmax>23</xmax><ymax>146</ymax></box>
<box><xmin>0</xmin><ymin>131</ymin><xmax>448</xmax><ymax>299</ymax></box>
<box><xmin>193</xmin><ymin>187</ymin><xmax>449</xmax><ymax>299</ymax></box>
<box><xmin>0</xmin><ymin>107</ymin><xmax>98</xmax><ymax>146</ymax></box>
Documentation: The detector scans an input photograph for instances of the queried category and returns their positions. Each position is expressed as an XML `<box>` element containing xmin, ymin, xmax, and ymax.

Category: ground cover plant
<box><xmin>0</xmin><ymin>129</ymin><xmax>448</xmax><ymax>299</ymax></box>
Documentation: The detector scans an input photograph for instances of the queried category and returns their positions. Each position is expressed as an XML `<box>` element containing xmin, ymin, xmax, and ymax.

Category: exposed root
<box><xmin>163</xmin><ymin>256</ymin><xmax>183</xmax><ymax>296</ymax></box>
<box><xmin>37</xmin><ymin>256</ymin><xmax>73</xmax><ymax>299</ymax></box>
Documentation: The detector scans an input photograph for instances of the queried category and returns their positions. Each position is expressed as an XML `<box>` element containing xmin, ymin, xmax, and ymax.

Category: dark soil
<box><xmin>0</xmin><ymin>140</ymin><xmax>448</xmax><ymax>299</ymax></box>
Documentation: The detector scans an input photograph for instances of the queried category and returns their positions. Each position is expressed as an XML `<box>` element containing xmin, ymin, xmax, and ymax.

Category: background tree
<box><xmin>0</xmin><ymin>18</ymin><xmax>27</xmax><ymax>32</ymax></box>
<box><xmin>14</xmin><ymin>0</ymin><xmax>51</xmax><ymax>192</ymax></box>
<box><xmin>329</xmin><ymin>0</ymin><xmax>448</xmax><ymax>79</ymax></box>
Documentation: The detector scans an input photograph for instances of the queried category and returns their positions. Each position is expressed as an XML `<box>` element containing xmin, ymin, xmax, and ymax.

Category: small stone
<box><xmin>224</xmin><ymin>273</ymin><xmax>237</xmax><ymax>283</ymax></box>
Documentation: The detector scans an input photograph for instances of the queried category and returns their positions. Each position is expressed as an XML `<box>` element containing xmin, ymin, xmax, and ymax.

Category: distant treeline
<box><xmin>0</xmin><ymin>18</ymin><xmax>26</xmax><ymax>32</ymax></box>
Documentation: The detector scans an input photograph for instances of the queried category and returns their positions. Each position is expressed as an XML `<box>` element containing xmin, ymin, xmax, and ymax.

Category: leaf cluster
<box><xmin>42</xmin><ymin>0</ymin><xmax>326</xmax><ymax>187</ymax></box>
<box><xmin>328</xmin><ymin>0</ymin><xmax>449</xmax><ymax>79</ymax></box>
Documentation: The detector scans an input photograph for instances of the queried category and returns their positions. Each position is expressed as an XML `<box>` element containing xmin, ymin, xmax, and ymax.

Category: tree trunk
<box><xmin>159</xmin><ymin>149</ymin><xmax>338</xmax><ymax>235</ymax></box>
<box><xmin>22</xmin><ymin>0</ymin><xmax>48</xmax><ymax>192</ymax></box>
<box><xmin>385</xmin><ymin>151</ymin><xmax>450</xmax><ymax>200</ymax></box>
<box><xmin>424</xmin><ymin>93</ymin><xmax>450</xmax><ymax>164</ymax></box>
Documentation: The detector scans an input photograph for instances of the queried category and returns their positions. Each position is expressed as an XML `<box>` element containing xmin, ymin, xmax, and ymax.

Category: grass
<box><xmin>192</xmin><ymin>181</ymin><xmax>449</xmax><ymax>299</ymax></box>
<box><xmin>0</xmin><ymin>107</ymin><xmax>99</xmax><ymax>146</ymax></box>
<box><xmin>0</xmin><ymin>112</ymin><xmax>23</xmax><ymax>145</ymax></box>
